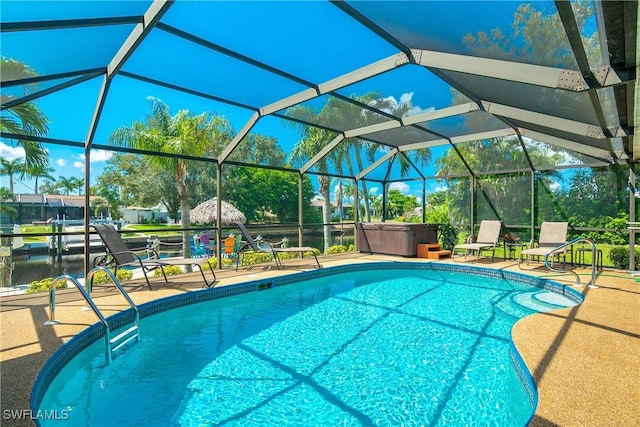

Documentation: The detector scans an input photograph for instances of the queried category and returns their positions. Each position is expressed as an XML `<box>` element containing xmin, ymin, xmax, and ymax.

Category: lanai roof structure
<box><xmin>0</xmin><ymin>0</ymin><xmax>637</xmax><ymax>206</ymax></box>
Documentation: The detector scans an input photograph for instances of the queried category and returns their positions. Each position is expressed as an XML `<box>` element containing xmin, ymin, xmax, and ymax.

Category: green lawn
<box><xmin>9</xmin><ymin>224</ymin><xmax>626</xmax><ymax>268</ymax></box>
<box><xmin>16</xmin><ymin>223</ymin><xmax>184</xmax><ymax>243</ymax></box>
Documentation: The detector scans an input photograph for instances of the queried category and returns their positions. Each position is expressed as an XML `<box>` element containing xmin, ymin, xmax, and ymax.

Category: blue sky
<box><xmin>1</xmin><ymin>0</ymin><xmax>523</xmax><ymax>199</ymax></box>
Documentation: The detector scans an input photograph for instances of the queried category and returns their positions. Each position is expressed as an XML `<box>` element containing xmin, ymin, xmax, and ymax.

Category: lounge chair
<box><xmin>234</xmin><ymin>222</ymin><xmax>321</xmax><ymax>271</ymax></box>
<box><xmin>518</xmin><ymin>222</ymin><xmax>568</xmax><ymax>268</ymax></box>
<box><xmin>199</xmin><ymin>233</ymin><xmax>215</xmax><ymax>254</ymax></box>
<box><xmin>452</xmin><ymin>220</ymin><xmax>502</xmax><ymax>262</ymax></box>
<box><xmin>92</xmin><ymin>224</ymin><xmax>216</xmax><ymax>290</ymax></box>
<box><xmin>223</xmin><ymin>234</ymin><xmax>237</xmax><ymax>258</ymax></box>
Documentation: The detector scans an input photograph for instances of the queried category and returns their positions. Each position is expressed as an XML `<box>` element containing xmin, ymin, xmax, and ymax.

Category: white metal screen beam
<box><xmin>401</xmin><ymin>102</ymin><xmax>480</xmax><ymax>126</ymax></box>
<box><xmin>230</xmin><ymin>53</ymin><xmax>411</xmax><ymax>163</ymax></box>
<box><xmin>449</xmin><ymin>128</ymin><xmax>519</xmax><ymax>144</ymax></box>
<box><xmin>398</xmin><ymin>139</ymin><xmax>450</xmax><ymax>151</ymax></box>
<box><xmin>317</xmin><ymin>53</ymin><xmax>410</xmax><ymax>94</ymax></box>
<box><xmin>344</xmin><ymin>120</ymin><xmax>401</xmax><ymax>138</ymax></box>
<box><xmin>481</xmin><ymin>101</ymin><xmax>606</xmax><ymax>139</ymax></box>
<box><xmin>357</xmin><ymin>148</ymin><xmax>398</xmax><ymax>180</ymax></box>
<box><xmin>107</xmin><ymin>0</ymin><xmax>173</xmax><ymax>78</ymax></box>
<box><xmin>261</xmin><ymin>88</ymin><xmax>319</xmax><ymax>116</ymax></box>
<box><xmin>218</xmin><ymin>112</ymin><xmax>260</xmax><ymax>163</ymax></box>
<box><xmin>86</xmin><ymin>0</ymin><xmax>173</xmax><ymax>149</ymax></box>
<box><xmin>520</xmin><ymin>129</ymin><xmax>613</xmax><ymax>160</ymax></box>
<box><xmin>413</xmin><ymin>49</ymin><xmax>623</xmax><ymax>91</ymax></box>
<box><xmin>260</xmin><ymin>53</ymin><xmax>409</xmax><ymax>117</ymax></box>
<box><xmin>300</xmin><ymin>134</ymin><xmax>345</xmax><ymax>174</ymax></box>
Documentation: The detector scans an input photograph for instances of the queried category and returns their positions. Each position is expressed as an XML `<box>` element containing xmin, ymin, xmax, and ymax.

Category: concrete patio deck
<box><xmin>1</xmin><ymin>253</ymin><xmax>638</xmax><ymax>426</ymax></box>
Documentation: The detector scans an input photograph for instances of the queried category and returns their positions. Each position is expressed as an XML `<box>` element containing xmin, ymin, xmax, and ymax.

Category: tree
<box><xmin>90</xmin><ymin>197</ymin><xmax>110</xmax><ymax>219</ymax></box>
<box><xmin>386</xmin><ymin>189</ymin><xmax>419</xmax><ymax>219</ymax></box>
<box><xmin>26</xmin><ymin>163</ymin><xmax>54</xmax><ymax>194</ymax></box>
<box><xmin>436</xmin><ymin>137</ymin><xmax>563</xmax><ymax>226</ymax></box>
<box><xmin>70</xmin><ymin>177</ymin><xmax>84</xmax><ymax>195</ymax></box>
<box><xmin>55</xmin><ymin>176</ymin><xmax>78</xmax><ymax>195</ymax></box>
<box><xmin>289</xmin><ymin>126</ymin><xmax>336</xmax><ymax>252</ymax></box>
<box><xmin>0</xmin><ymin>187</ymin><xmax>17</xmax><ymax>221</ymax></box>
<box><xmin>0</xmin><ymin>158</ymin><xmax>25</xmax><ymax>194</ymax></box>
<box><xmin>462</xmin><ymin>0</ymin><xmax>599</xmax><ymax>69</ymax></box>
<box><xmin>39</xmin><ymin>178</ymin><xmax>61</xmax><ymax>195</ymax></box>
<box><xmin>110</xmin><ymin>97</ymin><xmax>230</xmax><ymax>258</ymax></box>
<box><xmin>223</xmin><ymin>167</ymin><xmax>317</xmax><ymax>224</ymax></box>
<box><xmin>0</xmin><ymin>57</ymin><xmax>49</xmax><ymax>171</ymax></box>
<box><xmin>91</xmin><ymin>183</ymin><xmax>121</xmax><ymax>219</ymax></box>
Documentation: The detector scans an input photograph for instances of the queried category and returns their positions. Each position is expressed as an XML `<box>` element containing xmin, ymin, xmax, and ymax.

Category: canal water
<box><xmin>8</xmin><ymin>235</ymin><xmax>354</xmax><ymax>288</ymax></box>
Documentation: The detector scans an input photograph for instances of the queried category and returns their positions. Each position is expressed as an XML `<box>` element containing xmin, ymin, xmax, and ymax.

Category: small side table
<box><xmin>575</xmin><ymin>247</ymin><xmax>603</xmax><ymax>270</ymax></box>
<box><xmin>503</xmin><ymin>241</ymin><xmax>526</xmax><ymax>261</ymax></box>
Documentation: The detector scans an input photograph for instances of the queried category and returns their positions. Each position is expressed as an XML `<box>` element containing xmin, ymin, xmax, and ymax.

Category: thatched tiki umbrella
<box><xmin>189</xmin><ymin>198</ymin><xmax>246</xmax><ymax>225</ymax></box>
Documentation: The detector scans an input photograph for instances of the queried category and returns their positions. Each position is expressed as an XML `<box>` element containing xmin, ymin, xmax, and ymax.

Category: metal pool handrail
<box><xmin>45</xmin><ymin>267</ymin><xmax>140</xmax><ymax>365</ymax></box>
<box><xmin>543</xmin><ymin>237</ymin><xmax>599</xmax><ymax>288</ymax></box>
<box><xmin>45</xmin><ymin>274</ymin><xmax>112</xmax><ymax>363</ymax></box>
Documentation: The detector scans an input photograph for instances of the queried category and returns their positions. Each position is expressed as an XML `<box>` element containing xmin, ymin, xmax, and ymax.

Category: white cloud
<box><xmin>0</xmin><ymin>142</ymin><xmax>25</xmax><ymax>161</ymax></box>
<box><xmin>79</xmin><ymin>150</ymin><xmax>113</xmax><ymax>163</ymax></box>
<box><xmin>389</xmin><ymin>182</ymin><xmax>410</xmax><ymax>193</ymax></box>
<box><xmin>368</xmin><ymin>92</ymin><xmax>435</xmax><ymax>118</ymax></box>
<box><xmin>56</xmin><ymin>158</ymin><xmax>67</xmax><ymax>167</ymax></box>
<box><xmin>73</xmin><ymin>161</ymin><xmax>85</xmax><ymax>170</ymax></box>
<box><xmin>368</xmin><ymin>186</ymin><xmax>379</xmax><ymax>194</ymax></box>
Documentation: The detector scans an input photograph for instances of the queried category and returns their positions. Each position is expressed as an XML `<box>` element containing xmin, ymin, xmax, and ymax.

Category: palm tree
<box><xmin>70</xmin><ymin>177</ymin><xmax>84</xmax><ymax>195</ymax></box>
<box><xmin>287</xmin><ymin>94</ymin><xmax>388</xmax><ymax>250</ymax></box>
<box><xmin>39</xmin><ymin>178</ymin><xmax>60</xmax><ymax>195</ymax></box>
<box><xmin>288</xmin><ymin>92</ymin><xmax>432</xmax><ymax>232</ymax></box>
<box><xmin>110</xmin><ymin>97</ymin><xmax>227</xmax><ymax>259</ymax></box>
<box><xmin>365</xmin><ymin>94</ymin><xmax>432</xmax><ymax>201</ymax></box>
<box><xmin>0</xmin><ymin>158</ymin><xmax>25</xmax><ymax>194</ymax></box>
<box><xmin>289</xmin><ymin>126</ymin><xmax>335</xmax><ymax>252</ymax></box>
<box><xmin>0</xmin><ymin>58</ymin><xmax>49</xmax><ymax>170</ymax></box>
<box><xmin>55</xmin><ymin>176</ymin><xmax>77</xmax><ymax>195</ymax></box>
<box><xmin>91</xmin><ymin>197</ymin><xmax>109</xmax><ymax>218</ymax></box>
<box><xmin>332</xmin><ymin>177</ymin><xmax>344</xmax><ymax>223</ymax></box>
<box><xmin>26</xmin><ymin>163</ymin><xmax>55</xmax><ymax>194</ymax></box>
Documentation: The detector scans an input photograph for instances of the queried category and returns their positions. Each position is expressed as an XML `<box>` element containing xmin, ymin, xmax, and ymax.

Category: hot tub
<box><xmin>356</xmin><ymin>223</ymin><xmax>438</xmax><ymax>256</ymax></box>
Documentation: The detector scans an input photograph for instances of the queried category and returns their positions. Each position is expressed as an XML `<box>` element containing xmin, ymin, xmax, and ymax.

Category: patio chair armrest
<box><xmin>93</xmin><ymin>254</ymin><xmax>110</xmax><ymax>267</ymax></box>
<box><xmin>115</xmin><ymin>249</ymin><xmax>159</xmax><ymax>261</ymax></box>
<box><xmin>269</xmin><ymin>239</ymin><xmax>286</xmax><ymax>248</ymax></box>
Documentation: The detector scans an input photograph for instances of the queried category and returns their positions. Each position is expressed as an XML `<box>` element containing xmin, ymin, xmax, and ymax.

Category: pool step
<box><xmin>427</xmin><ymin>250</ymin><xmax>452</xmax><ymax>260</ymax></box>
<box><xmin>110</xmin><ymin>325</ymin><xmax>140</xmax><ymax>353</ymax></box>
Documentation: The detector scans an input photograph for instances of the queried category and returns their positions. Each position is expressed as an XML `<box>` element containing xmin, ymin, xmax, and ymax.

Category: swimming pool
<box><xmin>32</xmin><ymin>263</ymin><xmax>582</xmax><ymax>426</ymax></box>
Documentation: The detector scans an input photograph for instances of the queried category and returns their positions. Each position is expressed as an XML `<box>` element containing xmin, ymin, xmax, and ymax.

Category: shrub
<box><xmin>607</xmin><ymin>245</ymin><xmax>640</xmax><ymax>269</ymax></box>
<box><xmin>240</xmin><ymin>252</ymin><xmax>273</xmax><ymax>266</ymax></box>
<box><xmin>152</xmin><ymin>265</ymin><xmax>183</xmax><ymax>277</ymax></box>
<box><xmin>91</xmin><ymin>269</ymin><xmax>133</xmax><ymax>284</ymax></box>
<box><xmin>438</xmin><ymin>224</ymin><xmax>458</xmax><ymax>250</ymax></box>
<box><xmin>276</xmin><ymin>248</ymin><xmax>320</xmax><ymax>260</ymax></box>
<box><xmin>27</xmin><ymin>277</ymin><xmax>67</xmax><ymax>294</ymax></box>
<box><xmin>327</xmin><ymin>245</ymin><xmax>348</xmax><ymax>254</ymax></box>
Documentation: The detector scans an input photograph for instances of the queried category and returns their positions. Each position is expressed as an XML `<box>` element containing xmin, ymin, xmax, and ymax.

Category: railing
<box><xmin>45</xmin><ymin>267</ymin><xmax>140</xmax><ymax>365</ymax></box>
<box><xmin>543</xmin><ymin>237</ymin><xmax>599</xmax><ymax>288</ymax></box>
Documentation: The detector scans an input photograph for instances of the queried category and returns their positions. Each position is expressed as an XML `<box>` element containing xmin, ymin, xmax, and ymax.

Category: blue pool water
<box><xmin>35</xmin><ymin>266</ymin><xmax>579</xmax><ymax>426</ymax></box>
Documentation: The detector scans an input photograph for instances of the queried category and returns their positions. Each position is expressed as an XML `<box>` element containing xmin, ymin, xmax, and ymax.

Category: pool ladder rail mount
<box><xmin>44</xmin><ymin>267</ymin><xmax>140</xmax><ymax>365</ymax></box>
<box><xmin>543</xmin><ymin>237</ymin><xmax>599</xmax><ymax>289</ymax></box>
